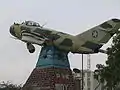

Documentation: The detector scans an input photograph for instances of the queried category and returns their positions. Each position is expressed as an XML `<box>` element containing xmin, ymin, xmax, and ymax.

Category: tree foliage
<box><xmin>0</xmin><ymin>81</ymin><xmax>22</xmax><ymax>90</ymax></box>
<box><xmin>94</xmin><ymin>32</ymin><xmax>120</xmax><ymax>90</ymax></box>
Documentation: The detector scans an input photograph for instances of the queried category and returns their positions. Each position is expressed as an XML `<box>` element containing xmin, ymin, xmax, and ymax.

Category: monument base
<box><xmin>23</xmin><ymin>67</ymin><xmax>75</xmax><ymax>90</ymax></box>
<box><xmin>22</xmin><ymin>46</ymin><xmax>75</xmax><ymax>90</ymax></box>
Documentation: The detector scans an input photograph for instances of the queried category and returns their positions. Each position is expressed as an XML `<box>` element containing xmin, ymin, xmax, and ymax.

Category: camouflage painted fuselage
<box><xmin>11</xmin><ymin>23</ymin><xmax>90</xmax><ymax>53</ymax></box>
<box><xmin>9</xmin><ymin>18</ymin><xmax>120</xmax><ymax>54</ymax></box>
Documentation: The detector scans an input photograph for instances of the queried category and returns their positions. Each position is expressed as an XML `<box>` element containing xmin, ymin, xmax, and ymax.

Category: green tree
<box><xmin>0</xmin><ymin>81</ymin><xmax>22</xmax><ymax>90</ymax></box>
<box><xmin>94</xmin><ymin>32</ymin><xmax>120</xmax><ymax>90</ymax></box>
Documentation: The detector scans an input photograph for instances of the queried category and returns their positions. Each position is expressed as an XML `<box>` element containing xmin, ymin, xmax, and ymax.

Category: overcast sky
<box><xmin>0</xmin><ymin>0</ymin><xmax>120</xmax><ymax>85</ymax></box>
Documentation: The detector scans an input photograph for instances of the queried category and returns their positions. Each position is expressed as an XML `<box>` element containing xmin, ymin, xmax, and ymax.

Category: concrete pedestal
<box><xmin>23</xmin><ymin>46</ymin><xmax>75</xmax><ymax>90</ymax></box>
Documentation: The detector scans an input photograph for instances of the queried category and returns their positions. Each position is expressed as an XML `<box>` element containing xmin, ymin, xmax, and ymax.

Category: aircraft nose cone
<box><xmin>9</xmin><ymin>26</ymin><xmax>16</xmax><ymax>37</ymax></box>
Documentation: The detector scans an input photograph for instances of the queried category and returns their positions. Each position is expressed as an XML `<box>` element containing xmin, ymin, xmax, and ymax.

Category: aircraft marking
<box><xmin>22</xmin><ymin>30</ymin><xmax>45</xmax><ymax>39</ymax></box>
<box><xmin>22</xmin><ymin>34</ymin><xmax>44</xmax><ymax>41</ymax></box>
<box><xmin>92</xmin><ymin>30</ymin><xmax>98</xmax><ymax>38</ymax></box>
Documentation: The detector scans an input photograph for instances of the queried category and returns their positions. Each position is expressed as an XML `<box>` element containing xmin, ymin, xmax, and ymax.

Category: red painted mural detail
<box><xmin>23</xmin><ymin>67</ymin><xmax>75</xmax><ymax>90</ymax></box>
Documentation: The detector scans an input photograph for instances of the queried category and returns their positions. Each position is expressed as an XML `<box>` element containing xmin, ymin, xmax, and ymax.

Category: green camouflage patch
<box><xmin>100</xmin><ymin>22</ymin><xmax>113</xmax><ymax>29</ymax></box>
<box><xmin>60</xmin><ymin>38</ymin><xmax>73</xmax><ymax>47</ymax></box>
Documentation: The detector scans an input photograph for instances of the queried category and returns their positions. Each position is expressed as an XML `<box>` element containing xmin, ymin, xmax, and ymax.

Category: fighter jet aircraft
<box><xmin>9</xmin><ymin>18</ymin><xmax>120</xmax><ymax>54</ymax></box>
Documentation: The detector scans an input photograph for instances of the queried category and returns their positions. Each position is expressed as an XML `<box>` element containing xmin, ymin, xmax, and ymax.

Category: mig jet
<box><xmin>9</xmin><ymin>18</ymin><xmax>120</xmax><ymax>54</ymax></box>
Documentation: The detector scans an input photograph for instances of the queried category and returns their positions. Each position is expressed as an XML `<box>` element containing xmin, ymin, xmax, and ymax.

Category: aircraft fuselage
<box><xmin>20</xmin><ymin>24</ymin><xmax>92</xmax><ymax>53</ymax></box>
<box><xmin>10</xmin><ymin>19</ymin><xmax>120</xmax><ymax>54</ymax></box>
<box><xmin>10</xmin><ymin>22</ymin><xmax>94</xmax><ymax>54</ymax></box>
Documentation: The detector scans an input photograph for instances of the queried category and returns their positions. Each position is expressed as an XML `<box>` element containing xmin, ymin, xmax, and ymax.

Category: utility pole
<box><xmin>87</xmin><ymin>54</ymin><xmax>91</xmax><ymax>90</ymax></box>
<box><xmin>82</xmin><ymin>54</ymin><xmax>84</xmax><ymax>90</ymax></box>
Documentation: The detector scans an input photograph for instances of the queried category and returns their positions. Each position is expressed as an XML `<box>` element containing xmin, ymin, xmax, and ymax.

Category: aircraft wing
<box><xmin>75</xmin><ymin>18</ymin><xmax>120</xmax><ymax>53</ymax></box>
<box><xmin>76</xmin><ymin>18</ymin><xmax>120</xmax><ymax>44</ymax></box>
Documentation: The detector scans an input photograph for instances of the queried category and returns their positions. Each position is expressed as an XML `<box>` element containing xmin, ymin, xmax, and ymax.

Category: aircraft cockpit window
<box><xmin>23</xmin><ymin>21</ymin><xmax>40</xmax><ymax>27</ymax></box>
<box><xmin>33</xmin><ymin>23</ymin><xmax>40</xmax><ymax>27</ymax></box>
<box><xmin>24</xmin><ymin>21</ymin><xmax>32</xmax><ymax>25</ymax></box>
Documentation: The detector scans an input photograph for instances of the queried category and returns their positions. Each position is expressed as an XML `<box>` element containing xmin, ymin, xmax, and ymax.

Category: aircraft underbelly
<box><xmin>77</xmin><ymin>47</ymin><xmax>94</xmax><ymax>54</ymax></box>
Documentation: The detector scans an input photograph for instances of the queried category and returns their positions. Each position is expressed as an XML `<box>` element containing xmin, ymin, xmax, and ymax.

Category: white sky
<box><xmin>0</xmin><ymin>0</ymin><xmax>120</xmax><ymax>85</ymax></box>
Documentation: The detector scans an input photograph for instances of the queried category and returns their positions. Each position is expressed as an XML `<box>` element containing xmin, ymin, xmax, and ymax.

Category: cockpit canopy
<box><xmin>22</xmin><ymin>21</ymin><xmax>41</xmax><ymax>27</ymax></box>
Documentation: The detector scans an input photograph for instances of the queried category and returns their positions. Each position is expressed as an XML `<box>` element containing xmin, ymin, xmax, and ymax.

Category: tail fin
<box><xmin>76</xmin><ymin>18</ymin><xmax>120</xmax><ymax>44</ymax></box>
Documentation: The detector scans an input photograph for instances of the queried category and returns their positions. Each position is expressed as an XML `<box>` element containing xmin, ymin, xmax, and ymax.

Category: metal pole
<box><xmin>82</xmin><ymin>54</ymin><xmax>84</xmax><ymax>90</ymax></box>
